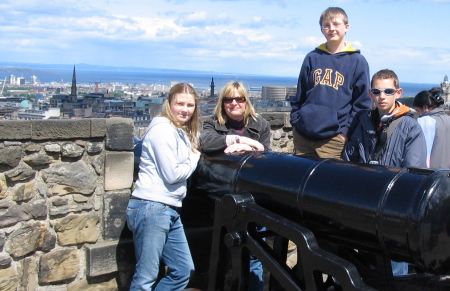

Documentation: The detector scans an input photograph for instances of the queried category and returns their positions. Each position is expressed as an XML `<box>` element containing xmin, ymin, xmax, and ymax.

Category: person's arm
<box><xmin>200</xmin><ymin>118</ymin><xmax>228</xmax><ymax>153</ymax></box>
<box><xmin>150</xmin><ymin>124</ymin><xmax>200</xmax><ymax>184</ymax></box>
<box><xmin>290</xmin><ymin>59</ymin><xmax>309</xmax><ymax>127</ymax></box>
<box><xmin>344</xmin><ymin>56</ymin><xmax>372</xmax><ymax>137</ymax></box>
<box><xmin>402</xmin><ymin>120</ymin><xmax>427</xmax><ymax>169</ymax></box>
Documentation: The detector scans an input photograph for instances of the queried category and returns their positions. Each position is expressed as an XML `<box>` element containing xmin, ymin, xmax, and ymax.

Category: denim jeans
<box><xmin>391</xmin><ymin>261</ymin><xmax>408</xmax><ymax>276</ymax></box>
<box><xmin>126</xmin><ymin>198</ymin><xmax>194</xmax><ymax>291</ymax></box>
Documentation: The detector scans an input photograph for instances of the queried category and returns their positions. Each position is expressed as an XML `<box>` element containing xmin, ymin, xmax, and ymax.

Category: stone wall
<box><xmin>0</xmin><ymin>118</ymin><xmax>136</xmax><ymax>291</ymax></box>
<box><xmin>0</xmin><ymin>112</ymin><xmax>293</xmax><ymax>291</ymax></box>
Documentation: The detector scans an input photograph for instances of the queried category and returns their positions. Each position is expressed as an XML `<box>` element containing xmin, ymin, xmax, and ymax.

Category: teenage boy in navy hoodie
<box><xmin>290</xmin><ymin>7</ymin><xmax>372</xmax><ymax>159</ymax></box>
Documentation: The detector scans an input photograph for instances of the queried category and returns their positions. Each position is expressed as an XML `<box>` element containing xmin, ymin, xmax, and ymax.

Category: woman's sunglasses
<box><xmin>223</xmin><ymin>97</ymin><xmax>246</xmax><ymax>104</ymax></box>
<box><xmin>370</xmin><ymin>88</ymin><xmax>398</xmax><ymax>96</ymax></box>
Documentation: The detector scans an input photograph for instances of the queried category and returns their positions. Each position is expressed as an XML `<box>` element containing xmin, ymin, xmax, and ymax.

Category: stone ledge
<box><xmin>0</xmin><ymin>118</ymin><xmax>133</xmax><ymax>141</ymax></box>
<box><xmin>86</xmin><ymin>239</ymin><xmax>135</xmax><ymax>277</ymax></box>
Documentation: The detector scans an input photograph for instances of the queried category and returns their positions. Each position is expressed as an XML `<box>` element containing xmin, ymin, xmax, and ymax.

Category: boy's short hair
<box><xmin>371</xmin><ymin>69</ymin><xmax>400</xmax><ymax>89</ymax></box>
<box><xmin>319</xmin><ymin>7</ymin><xmax>348</xmax><ymax>26</ymax></box>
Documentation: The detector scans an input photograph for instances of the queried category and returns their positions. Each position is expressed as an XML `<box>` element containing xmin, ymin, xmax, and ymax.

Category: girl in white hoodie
<box><xmin>127</xmin><ymin>83</ymin><xmax>201</xmax><ymax>291</ymax></box>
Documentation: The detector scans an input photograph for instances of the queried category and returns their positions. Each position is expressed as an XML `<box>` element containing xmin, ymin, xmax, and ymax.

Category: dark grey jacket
<box><xmin>343</xmin><ymin>109</ymin><xmax>426</xmax><ymax>168</ymax></box>
<box><xmin>418</xmin><ymin>108</ymin><xmax>450</xmax><ymax>169</ymax></box>
<box><xmin>200</xmin><ymin>115</ymin><xmax>271</xmax><ymax>153</ymax></box>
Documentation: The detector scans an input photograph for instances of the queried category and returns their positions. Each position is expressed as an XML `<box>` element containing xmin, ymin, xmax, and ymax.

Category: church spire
<box><xmin>210</xmin><ymin>77</ymin><xmax>215</xmax><ymax>98</ymax></box>
<box><xmin>70</xmin><ymin>65</ymin><xmax>77</xmax><ymax>102</ymax></box>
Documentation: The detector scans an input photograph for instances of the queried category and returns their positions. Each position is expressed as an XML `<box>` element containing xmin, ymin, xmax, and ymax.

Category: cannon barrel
<box><xmin>191</xmin><ymin>151</ymin><xmax>450</xmax><ymax>275</ymax></box>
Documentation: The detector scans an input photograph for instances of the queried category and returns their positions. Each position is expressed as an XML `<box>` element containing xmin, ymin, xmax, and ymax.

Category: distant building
<box><xmin>261</xmin><ymin>86</ymin><xmax>297</xmax><ymax>101</ymax></box>
<box><xmin>210</xmin><ymin>78</ymin><xmax>215</xmax><ymax>97</ymax></box>
<box><xmin>441</xmin><ymin>74</ymin><xmax>450</xmax><ymax>103</ymax></box>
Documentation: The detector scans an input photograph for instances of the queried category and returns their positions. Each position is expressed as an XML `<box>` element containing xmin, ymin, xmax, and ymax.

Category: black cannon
<box><xmin>184</xmin><ymin>151</ymin><xmax>450</xmax><ymax>290</ymax></box>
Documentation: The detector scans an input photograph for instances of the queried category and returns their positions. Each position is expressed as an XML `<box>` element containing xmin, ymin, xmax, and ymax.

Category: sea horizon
<box><xmin>0</xmin><ymin>62</ymin><xmax>441</xmax><ymax>97</ymax></box>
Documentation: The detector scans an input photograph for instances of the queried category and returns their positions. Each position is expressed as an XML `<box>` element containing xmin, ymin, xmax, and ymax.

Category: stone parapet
<box><xmin>0</xmin><ymin>118</ymin><xmax>135</xmax><ymax>290</ymax></box>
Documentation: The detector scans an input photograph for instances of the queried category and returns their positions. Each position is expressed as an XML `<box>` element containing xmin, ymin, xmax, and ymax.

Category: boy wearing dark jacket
<box><xmin>343</xmin><ymin>69</ymin><xmax>426</xmax><ymax>276</ymax></box>
<box><xmin>290</xmin><ymin>7</ymin><xmax>372</xmax><ymax>159</ymax></box>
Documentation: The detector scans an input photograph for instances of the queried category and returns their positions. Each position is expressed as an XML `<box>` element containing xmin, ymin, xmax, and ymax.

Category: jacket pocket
<box><xmin>296</xmin><ymin>104</ymin><xmax>339</xmax><ymax>138</ymax></box>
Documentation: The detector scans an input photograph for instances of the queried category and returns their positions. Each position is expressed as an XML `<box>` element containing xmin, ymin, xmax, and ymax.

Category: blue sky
<box><xmin>1</xmin><ymin>0</ymin><xmax>450</xmax><ymax>84</ymax></box>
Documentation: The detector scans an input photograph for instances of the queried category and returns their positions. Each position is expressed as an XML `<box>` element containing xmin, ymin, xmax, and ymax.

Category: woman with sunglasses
<box><xmin>413</xmin><ymin>87</ymin><xmax>450</xmax><ymax>168</ymax></box>
<box><xmin>200</xmin><ymin>81</ymin><xmax>271</xmax><ymax>154</ymax></box>
<box><xmin>200</xmin><ymin>81</ymin><xmax>270</xmax><ymax>290</ymax></box>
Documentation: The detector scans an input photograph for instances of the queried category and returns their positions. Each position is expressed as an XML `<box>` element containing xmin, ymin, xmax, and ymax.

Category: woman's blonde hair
<box><xmin>214</xmin><ymin>81</ymin><xmax>258</xmax><ymax>126</ymax></box>
<box><xmin>160</xmin><ymin>83</ymin><xmax>200</xmax><ymax>147</ymax></box>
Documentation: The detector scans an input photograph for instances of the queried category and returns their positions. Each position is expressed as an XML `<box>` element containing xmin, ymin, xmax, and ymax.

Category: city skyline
<box><xmin>1</xmin><ymin>0</ymin><xmax>450</xmax><ymax>84</ymax></box>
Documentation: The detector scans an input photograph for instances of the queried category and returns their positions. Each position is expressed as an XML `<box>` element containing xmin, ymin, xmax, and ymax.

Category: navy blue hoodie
<box><xmin>290</xmin><ymin>42</ymin><xmax>372</xmax><ymax>139</ymax></box>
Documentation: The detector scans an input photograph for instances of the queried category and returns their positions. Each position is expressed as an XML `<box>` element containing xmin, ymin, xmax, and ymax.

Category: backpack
<box><xmin>373</xmin><ymin>116</ymin><xmax>404</xmax><ymax>160</ymax></box>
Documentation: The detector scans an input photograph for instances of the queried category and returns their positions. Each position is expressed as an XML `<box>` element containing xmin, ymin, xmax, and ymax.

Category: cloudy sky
<box><xmin>1</xmin><ymin>0</ymin><xmax>450</xmax><ymax>84</ymax></box>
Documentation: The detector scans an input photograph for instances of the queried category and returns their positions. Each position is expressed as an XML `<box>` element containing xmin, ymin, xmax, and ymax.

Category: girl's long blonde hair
<box><xmin>160</xmin><ymin>83</ymin><xmax>200</xmax><ymax>147</ymax></box>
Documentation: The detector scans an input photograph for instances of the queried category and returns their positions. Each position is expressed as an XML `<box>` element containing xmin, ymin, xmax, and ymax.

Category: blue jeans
<box><xmin>126</xmin><ymin>199</ymin><xmax>194</xmax><ymax>291</ymax></box>
<box><xmin>391</xmin><ymin>261</ymin><xmax>408</xmax><ymax>276</ymax></box>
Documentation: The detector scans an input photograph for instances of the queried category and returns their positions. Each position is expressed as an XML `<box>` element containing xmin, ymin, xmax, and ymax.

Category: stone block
<box><xmin>39</xmin><ymin>249</ymin><xmax>80</xmax><ymax>284</ymax></box>
<box><xmin>104</xmin><ymin>189</ymin><xmax>131</xmax><ymax>240</ymax></box>
<box><xmin>0</xmin><ymin>147</ymin><xmax>22</xmax><ymax>170</ymax></box>
<box><xmin>0</xmin><ymin>265</ymin><xmax>19</xmax><ymax>290</ymax></box>
<box><xmin>54</xmin><ymin>213</ymin><xmax>100</xmax><ymax>246</ymax></box>
<box><xmin>20</xmin><ymin>257</ymin><xmax>38</xmax><ymax>291</ymax></box>
<box><xmin>0</xmin><ymin>199</ymin><xmax>47</xmax><ymax>228</ymax></box>
<box><xmin>0</xmin><ymin>120</ymin><xmax>32</xmax><ymax>140</ymax></box>
<box><xmin>86</xmin><ymin>239</ymin><xmax>135</xmax><ymax>277</ymax></box>
<box><xmin>261</xmin><ymin>112</ymin><xmax>286</xmax><ymax>127</ymax></box>
<box><xmin>104</xmin><ymin>152</ymin><xmax>133</xmax><ymax>191</ymax></box>
<box><xmin>105</xmin><ymin>118</ymin><xmax>134</xmax><ymax>151</ymax></box>
<box><xmin>90</xmin><ymin>118</ymin><xmax>107</xmax><ymax>137</ymax></box>
<box><xmin>32</xmin><ymin>119</ymin><xmax>91</xmax><ymax>140</ymax></box>
<box><xmin>6</xmin><ymin>221</ymin><xmax>56</xmax><ymax>257</ymax></box>
<box><xmin>42</xmin><ymin>160</ymin><xmax>97</xmax><ymax>195</ymax></box>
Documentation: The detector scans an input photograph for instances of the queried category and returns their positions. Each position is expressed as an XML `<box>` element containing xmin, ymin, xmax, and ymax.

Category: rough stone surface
<box><xmin>86</xmin><ymin>239</ymin><xmax>135</xmax><ymax>277</ymax></box>
<box><xmin>0</xmin><ymin>253</ymin><xmax>12</xmax><ymax>267</ymax></box>
<box><xmin>103</xmin><ymin>189</ymin><xmax>131</xmax><ymax>240</ymax></box>
<box><xmin>25</xmin><ymin>143</ymin><xmax>41</xmax><ymax>152</ymax></box>
<box><xmin>0</xmin><ymin>176</ymin><xmax>7</xmax><ymax>199</ymax></box>
<box><xmin>67</xmin><ymin>278</ymin><xmax>118</xmax><ymax>291</ymax></box>
<box><xmin>61</xmin><ymin>142</ymin><xmax>84</xmax><ymax>158</ymax></box>
<box><xmin>0</xmin><ymin>199</ymin><xmax>47</xmax><ymax>228</ymax></box>
<box><xmin>85</xmin><ymin>141</ymin><xmax>104</xmax><ymax>153</ymax></box>
<box><xmin>0</xmin><ymin>120</ymin><xmax>31</xmax><ymax>140</ymax></box>
<box><xmin>42</xmin><ymin>160</ymin><xmax>97</xmax><ymax>195</ymax></box>
<box><xmin>6</xmin><ymin>221</ymin><xmax>56</xmax><ymax>257</ymax></box>
<box><xmin>12</xmin><ymin>180</ymin><xmax>35</xmax><ymax>201</ymax></box>
<box><xmin>105</xmin><ymin>118</ymin><xmax>134</xmax><ymax>151</ymax></box>
<box><xmin>91</xmin><ymin>154</ymin><xmax>104</xmax><ymax>176</ymax></box>
<box><xmin>4</xmin><ymin>163</ymin><xmax>36</xmax><ymax>182</ymax></box>
<box><xmin>49</xmin><ymin>203</ymin><xmax>93</xmax><ymax>217</ymax></box>
<box><xmin>54</xmin><ymin>213</ymin><xmax>100</xmax><ymax>245</ymax></box>
<box><xmin>90</xmin><ymin>118</ymin><xmax>107</xmax><ymax>137</ymax></box>
<box><xmin>44</xmin><ymin>143</ymin><xmax>62</xmax><ymax>153</ymax></box>
<box><xmin>23</xmin><ymin>152</ymin><xmax>52</xmax><ymax>166</ymax></box>
<box><xmin>104</xmin><ymin>151</ymin><xmax>133</xmax><ymax>191</ymax></box>
<box><xmin>21</xmin><ymin>257</ymin><xmax>38</xmax><ymax>291</ymax></box>
<box><xmin>0</xmin><ymin>265</ymin><xmax>19</xmax><ymax>290</ymax></box>
<box><xmin>39</xmin><ymin>249</ymin><xmax>80</xmax><ymax>284</ymax></box>
<box><xmin>0</xmin><ymin>233</ymin><xmax>5</xmax><ymax>251</ymax></box>
<box><xmin>32</xmin><ymin>119</ymin><xmax>91</xmax><ymax>140</ymax></box>
<box><xmin>0</xmin><ymin>147</ymin><xmax>22</xmax><ymax>170</ymax></box>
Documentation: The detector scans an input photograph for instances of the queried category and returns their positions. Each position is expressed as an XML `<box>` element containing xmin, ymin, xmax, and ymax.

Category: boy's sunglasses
<box><xmin>223</xmin><ymin>97</ymin><xmax>246</xmax><ymax>104</ymax></box>
<box><xmin>370</xmin><ymin>88</ymin><xmax>398</xmax><ymax>95</ymax></box>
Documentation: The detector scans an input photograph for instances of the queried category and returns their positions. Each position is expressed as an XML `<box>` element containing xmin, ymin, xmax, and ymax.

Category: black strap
<box><xmin>374</xmin><ymin>116</ymin><xmax>404</xmax><ymax>160</ymax></box>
